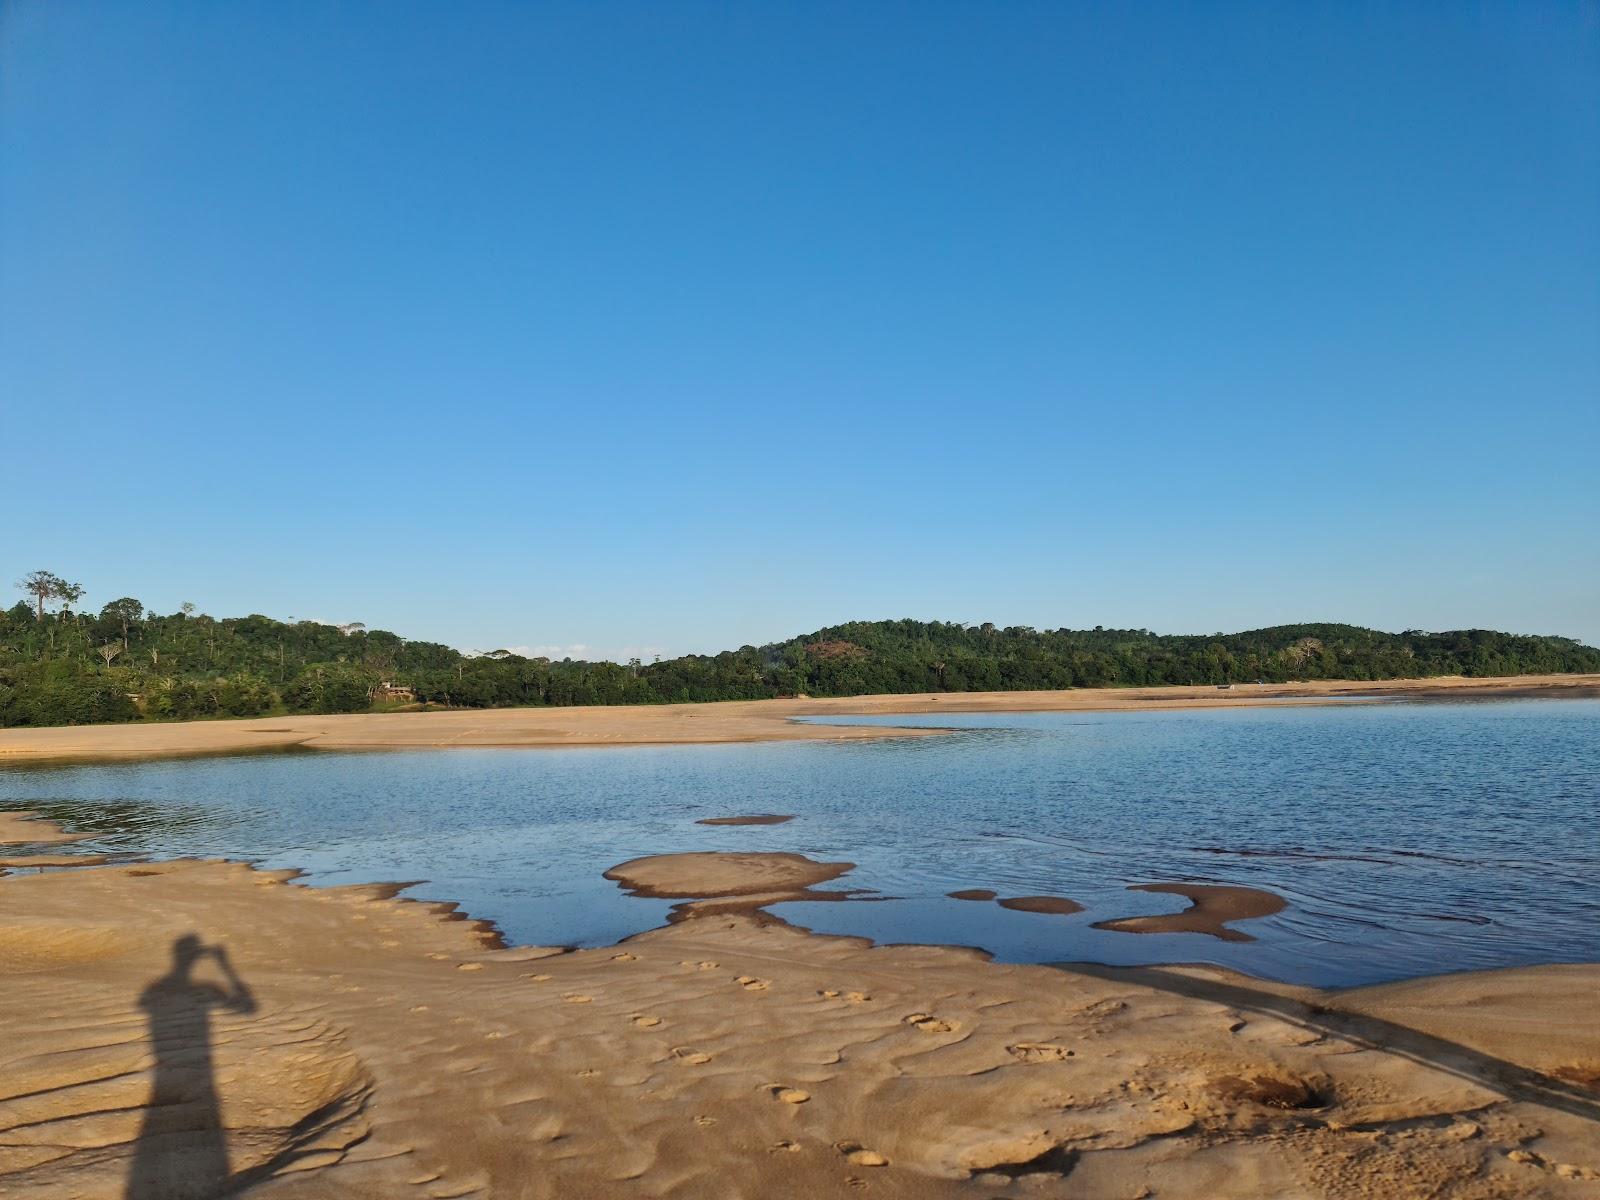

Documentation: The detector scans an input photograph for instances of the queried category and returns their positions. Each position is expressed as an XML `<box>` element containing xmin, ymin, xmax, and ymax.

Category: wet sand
<box><xmin>697</xmin><ymin>815</ymin><xmax>796</xmax><ymax>826</ymax></box>
<box><xmin>0</xmin><ymin>853</ymin><xmax>110</xmax><ymax>870</ymax></box>
<box><xmin>1094</xmin><ymin>883</ymin><xmax>1290</xmax><ymax>942</ymax></box>
<box><xmin>1</xmin><ymin>673</ymin><xmax>1596</xmax><ymax>764</ymax></box>
<box><xmin>996</xmin><ymin>895</ymin><xmax>1086</xmax><ymax>916</ymax></box>
<box><xmin>1</xmin><ymin>823</ymin><xmax>1597</xmax><ymax>1198</ymax></box>
<box><xmin>0</xmin><ymin>810</ymin><xmax>97</xmax><ymax>845</ymax></box>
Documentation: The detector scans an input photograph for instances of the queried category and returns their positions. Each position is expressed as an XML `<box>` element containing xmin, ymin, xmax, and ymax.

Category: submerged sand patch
<box><xmin>1093</xmin><ymin>882</ymin><xmax>1288</xmax><ymax>942</ymax></box>
<box><xmin>695</xmin><ymin>814</ymin><xmax>795</xmax><ymax>826</ymax></box>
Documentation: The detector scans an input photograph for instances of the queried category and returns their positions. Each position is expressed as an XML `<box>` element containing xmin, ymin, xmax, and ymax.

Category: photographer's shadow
<box><xmin>126</xmin><ymin>934</ymin><xmax>257</xmax><ymax>1200</ymax></box>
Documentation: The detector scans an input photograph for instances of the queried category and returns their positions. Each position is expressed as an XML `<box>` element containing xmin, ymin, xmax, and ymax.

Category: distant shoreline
<box><xmin>2</xmin><ymin>672</ymin><xmax>1596</xmax><ymax>766</ymax></box>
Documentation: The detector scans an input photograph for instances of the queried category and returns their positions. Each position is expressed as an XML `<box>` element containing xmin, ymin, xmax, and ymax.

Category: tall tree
<box><xmin>17</xmin><ymin>570</ymin><xmax>83</xmax><ymax>621</ymax></box>
<box><xmin>100</xmin><ymin>597</ymin><xmax>145</xmax><ymax>648</ymax></box>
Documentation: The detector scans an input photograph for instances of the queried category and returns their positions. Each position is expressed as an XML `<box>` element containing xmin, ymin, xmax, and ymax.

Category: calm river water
<box><xmin>2</xmin><ymin>697</ymin><xmax>1595</xmax><ymax>987</ymax></box>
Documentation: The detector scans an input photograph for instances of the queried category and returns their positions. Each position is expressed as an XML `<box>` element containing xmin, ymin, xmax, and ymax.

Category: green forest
<box><xmin>3</xmin><ymin>569</ymin><xmax>1598</xmax><ymax>728</ymax></box>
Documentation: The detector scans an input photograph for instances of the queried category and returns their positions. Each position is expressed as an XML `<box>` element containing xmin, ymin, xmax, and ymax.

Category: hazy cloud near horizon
<box><xmin>473</xmin><ymin>645</ymin><xmax>668</xmax><ymax>664</ymax></box>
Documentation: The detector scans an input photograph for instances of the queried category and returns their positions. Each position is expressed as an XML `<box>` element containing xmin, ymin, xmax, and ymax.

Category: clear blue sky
<box><xmin>3</xmin><ymin>2</ymin><xmax>1597</xmax><ymax>657</ymax></box>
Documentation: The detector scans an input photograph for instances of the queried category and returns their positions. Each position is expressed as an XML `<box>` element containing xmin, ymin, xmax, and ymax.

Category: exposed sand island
<box><xmin>605</xmin><ymin>851</ymin><xmax>858</xmax><ymax>923</ymax></box>
<box><xmin>1</xmin><ymin>673</ymin><xmax>1596</xmax><ymax>764</ymax></box>
<box><xmin>1094</xmin><ymin>884</ymin><xmax>1290</xmax><ymax>943</ymax></box>
<box><xmin>997</xmin><ymin>895</ymin><xmax>1086</xmax><ymax>916</ymax></box>
<box><xmin>2</xmin><ymin>817</ymin><xmax>1598</xmax><ymax>1199</ymax></box>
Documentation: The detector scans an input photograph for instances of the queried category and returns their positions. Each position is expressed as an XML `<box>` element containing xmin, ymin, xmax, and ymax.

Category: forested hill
<box><xmin>2</xmin><ymin>580</ymin><xmax>1598</xmax><ymax>728</ymax></box>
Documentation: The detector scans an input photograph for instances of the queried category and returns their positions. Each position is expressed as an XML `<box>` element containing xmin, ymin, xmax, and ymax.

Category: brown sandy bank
<box><xmin>2</xmin><ymin>832</ymin><xmax>1598</xmax><ymax>1198</ymax></box>
<box><xmin>1</xmin><ymin>673</ymin><xmax>1596</xmax><ymax>765</ymax></box>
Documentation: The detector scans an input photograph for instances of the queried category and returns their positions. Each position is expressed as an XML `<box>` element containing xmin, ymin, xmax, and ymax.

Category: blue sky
<box><xmin>3</xmin><ymin>2</ymin><xmax>1597</xmax><ymax>657</ymax></box>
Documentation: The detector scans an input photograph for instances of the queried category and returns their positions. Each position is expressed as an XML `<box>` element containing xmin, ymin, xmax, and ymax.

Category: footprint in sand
<box><xmin>836</xmin><ymin>1142</ymin><xmax>888</xmax><ymax>1167</ymax></box>
<box><xmin>1078</xmin><ymin>998</ymin><xmax>1127</xmax><ymax>1018</ymax></box>
<box><xmin>770</xmin><ymin>1140</ymin><xmax>801</xmax><ymax>1154</ymax></box>
<box><xmin>562</xmin><ymin>993</ymin><xmax>594</xmax><ymax>1004</ymax></box>
<box><xmin>409</xmin><ymin>1005</ymin><xmax>430</xmax><ymax>1014</ymax></box>
<box><xmin>612</xmin><ymin>952</ymin><xmax>638</xmax><ymax>962</ymax></box>
<box><xmin>631</xmin><ymin>1014</ymin><xmax>663</xmax><ymax>1028</ymax></box>
<box><xmin>847</xmin><ymin>991</ymin><xmax>872</xmax><ymax>1004</ymax></box>
<box><xmin>764</xmin><ymin>1084</ymin><xmax>811</xmax><ymax>1104</ymax></box>
<box><xmin>456</xmin><ymin>963</ymin><xmax>483</xmax><ymax>972</ymax></box>
<box><xmin>695</xmin><ymin>1115</ymin><xmax>716</xmax><ymax>1127</ymax></box>
<box><xmin>576</xmin><ymin>1068</ymin><xmax>599</xmax><ymax>1079</ymax></box>
<box><xmin>672</xmin><ymin>1047</ymin><xmax>713</xmax><ymax>1065</ymax></box>
<box><xmin>1007</xmin><ymin>1042</ymin><xmax>1075</xmax><ymax>1062</ymax></box>
<box><xmin>735</xmin><ymin>976</ymin><xmax>770</xmax><ymax>991</ymax></box>
<box><xmin>427</xmin><ymin>952</ymin><xmax>451</xmax><ymax>961</ymax></box>
<box><xmin>522</xmin><ymin>973</ymin><xmax>552</xmax><ymax>982</ymax></box>
<box><xmin>903</xmin><ymin>1013</ymin><xmax>956</xmax><ymax>1034</ymax></box>
<box><xmin>697</xmin><ymin>961</ymin><xmax>719</xmax><ymax>970</ymax></box>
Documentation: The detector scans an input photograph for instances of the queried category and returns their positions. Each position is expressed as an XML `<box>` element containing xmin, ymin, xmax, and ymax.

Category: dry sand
<box><xmin>1</xmin><ymin>674</ymin><xmax>1596</xmax><ymax>764</ymax></box>
<box><xmin>2</xmin><ymin>815</ymin><xmax>1598</xmax><ymax>1199</ymax></box>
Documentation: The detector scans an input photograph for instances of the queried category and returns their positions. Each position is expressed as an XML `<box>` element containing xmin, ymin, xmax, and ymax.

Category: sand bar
<box><xmin>604</xmin><ymin>851</ymin><xmax>859</xmax><ymax>924</ymax></box>
<box><xmin>1094</xmin><ymin>883</ymin><xmax>1290</xmax><ymax>942</ymax></box>
<box><xmin>0</xmin><ymin>810</ymin><xmax>99</xmax><ymax>845</ymax></box>
<box><xmin>996</xmin><ymin>895</ymin><xmax>1086</xmax><ymax>916</ymax></box>
<box><xmin>1</xmin><ymin>825</ymin><xmax>1597</xmax><ymax>1198</ymax></box>
<box><xmin>1</xmin><ymin>673</ymin><xmax>1596</xmax><ymax>765</ymax></box>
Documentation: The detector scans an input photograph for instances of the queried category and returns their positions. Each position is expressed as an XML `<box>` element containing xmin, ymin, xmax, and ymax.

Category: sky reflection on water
<box><xmin>2</xmin><ymin>698</ymin><xmax>1596</xmax><ymax>987</ymax></box>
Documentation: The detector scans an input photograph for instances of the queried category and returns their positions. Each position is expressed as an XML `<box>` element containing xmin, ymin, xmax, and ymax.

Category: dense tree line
<box><xmin>2</xmin><ymin>573</ymin><xmax>1597</xmax><ymax>728</ymax></box>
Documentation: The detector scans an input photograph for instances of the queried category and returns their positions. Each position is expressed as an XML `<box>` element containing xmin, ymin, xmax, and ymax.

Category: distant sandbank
<box><xmin>1</xmin><ymin>673</ymin><xmax>1596</xmax><ymax>765</ymax></box>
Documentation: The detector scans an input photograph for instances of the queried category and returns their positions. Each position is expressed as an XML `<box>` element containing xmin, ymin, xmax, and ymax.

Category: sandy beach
<box><xmin>2</xmin><ymin>808</ymin><xmax>1598</xmax><ymax>1198</ymax></box>
<box><xmin>1</xmin><ymin>674</ymin><xmax>1597</xmax><ymax>764</ymax></box>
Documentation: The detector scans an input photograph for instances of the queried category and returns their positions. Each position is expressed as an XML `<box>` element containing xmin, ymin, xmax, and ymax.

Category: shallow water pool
<box><xmin>2</xmin><ymin>697</ymin><xmax>1596</xmax><ymax>987</ymax></box>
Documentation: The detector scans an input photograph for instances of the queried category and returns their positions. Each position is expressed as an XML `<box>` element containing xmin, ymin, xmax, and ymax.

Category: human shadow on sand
<box><xmin>125</xmin><ymin>935</ymin><xmax>257</xmax><ymax>1200</ymax></box>
<box><xmin>1055</xmin><ymin>962</ymin><xmax>1600</xmax><ymax>1125</ymax></box>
